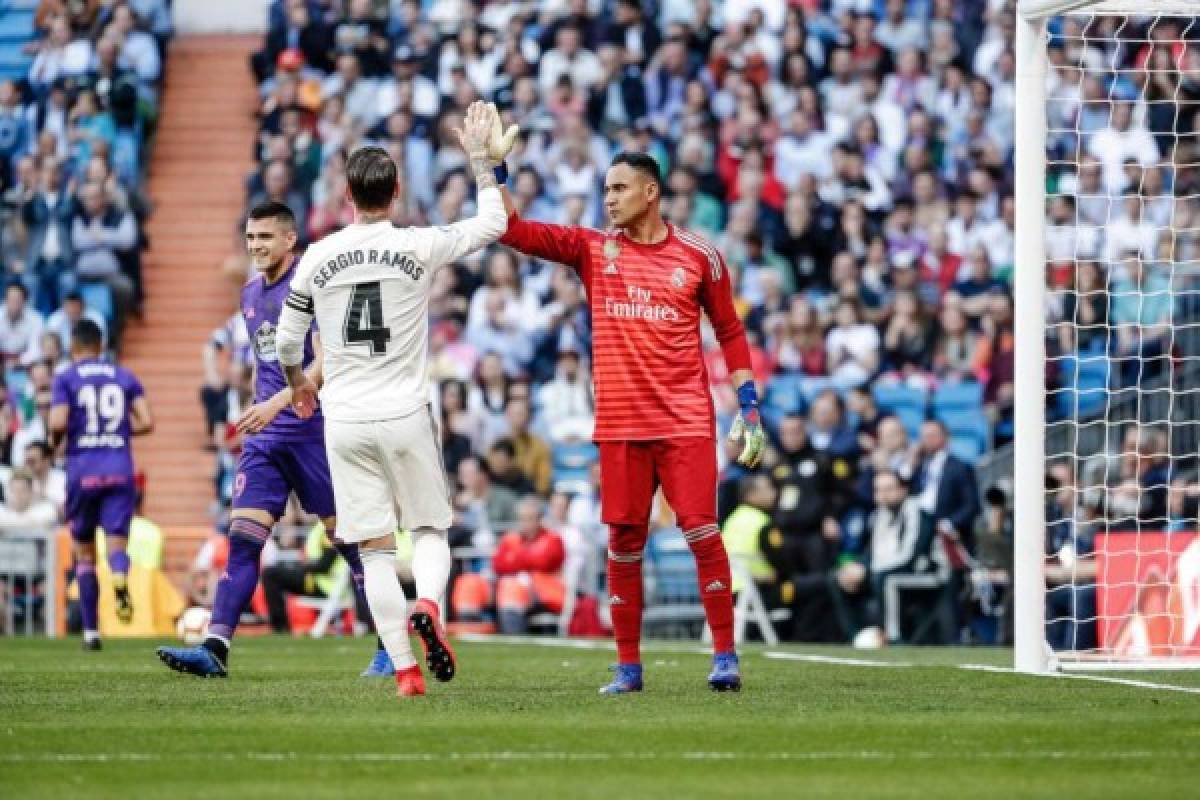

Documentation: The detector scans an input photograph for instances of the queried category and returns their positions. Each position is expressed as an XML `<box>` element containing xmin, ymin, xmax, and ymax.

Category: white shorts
<box><xmin>324</xmin><ymin>407</ymin><xmax>453</xmax><ymax>543</ymax></box>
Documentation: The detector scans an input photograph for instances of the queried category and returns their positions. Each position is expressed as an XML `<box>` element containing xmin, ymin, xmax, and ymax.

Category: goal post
<box><xmin>1014</xmin><ymin>0</ymin><xmax>1200</xmax><ymax>672</ymax></box>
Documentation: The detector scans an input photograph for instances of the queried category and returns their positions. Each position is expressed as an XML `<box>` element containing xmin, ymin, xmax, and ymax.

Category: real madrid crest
<box><xmin>603</xmin><ymin>239</ymin><xmax>620</xmax><ymax>261</ymax></box>
<box><xmin>671</xmin><ymin>266</ymin><xmax>686</xmax><ymax>289</ymax></box>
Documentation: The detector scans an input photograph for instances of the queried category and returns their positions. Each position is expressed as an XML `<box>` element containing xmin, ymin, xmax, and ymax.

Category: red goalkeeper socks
<box><xmin>686</xmin><ymin>526</ymin><xmax>735</xmax><ymax>654</ymax></box>
<box><xmin>607</xmin><ymin>557</ymin><xmax>644</xmax><ymax>664</ymax></box>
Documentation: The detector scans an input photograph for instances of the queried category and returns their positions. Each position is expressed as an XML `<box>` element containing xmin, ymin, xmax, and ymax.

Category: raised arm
<box><xmin>414</xmin><ymin>102</ymin><xmax>509</xmax><ymax>270</ymax></box>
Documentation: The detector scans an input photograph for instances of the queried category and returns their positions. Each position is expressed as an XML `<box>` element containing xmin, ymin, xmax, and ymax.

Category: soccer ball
<box><xmin>176</xmin><ymin>607</ymin><xmax>211</xmax><ymax>645</ymax></box>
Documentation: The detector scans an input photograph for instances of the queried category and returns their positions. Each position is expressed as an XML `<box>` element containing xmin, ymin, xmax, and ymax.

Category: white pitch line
<box><xmin>0</xmin><ymin>750</ymin><xmax>1187</xmax><ymax>764</ymax></box>
<box><xmin>762</xmin><ymin>652</ymin><xmax>913</xmax><ymax>668</ymax></box>
<box><xmin>455</xmin><ymin>633</ymin><xmax>709</xmax><ymax>654</ymax></box>
<box><xmin>461</xmin><ymin>637</ymin><xmax>1200</xmax><ymax>694</ymax></box>
<box><xmin>958</xmin><ymin>663</ymin><xmax>1200</xmax><ymax>695</ymax></box>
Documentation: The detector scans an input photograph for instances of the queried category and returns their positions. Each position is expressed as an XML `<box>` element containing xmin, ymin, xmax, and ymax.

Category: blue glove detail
<box><xmin>736</xmin><ymin>381</ymin><xmax>759</xmax><ymax>417</ymax></box>
<box><xmin>493</xmin><ymin>161</ymin><xmax>509</xmax><ymax>184</ymax></box>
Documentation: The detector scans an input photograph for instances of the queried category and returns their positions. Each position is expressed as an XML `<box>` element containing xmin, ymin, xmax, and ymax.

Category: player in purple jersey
<box><xmin>49</xmin><ymin>319</ymin><xmax>154</xmax><ymax>650</ymax></box>
<box><xmin>157</xmin><ymin>202</ymin><xmax>389</xmax><ymax>678</ymax></box>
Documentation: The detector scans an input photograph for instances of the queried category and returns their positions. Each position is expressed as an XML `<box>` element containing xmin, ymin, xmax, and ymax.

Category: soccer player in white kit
<box><xmin>275</xmin><ymin>102</ymin><xmax>507</xmax><ymax>697</ymax></box>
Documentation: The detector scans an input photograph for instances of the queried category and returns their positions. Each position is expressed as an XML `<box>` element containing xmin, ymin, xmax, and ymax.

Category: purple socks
<box><xmin>207</xmin><ymin>518</ymin><xmax>271</xmax><ymax>642</ymax></box>
<box><xmin>77</xmin><ymin>561</ymin><xmax>99</xmax><ymax>633</ymax></box>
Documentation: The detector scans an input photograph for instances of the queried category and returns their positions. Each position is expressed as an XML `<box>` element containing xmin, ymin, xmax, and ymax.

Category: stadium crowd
<box><xmin>0</xmin><ymin>0</ymin><xmax>168</xmax><ymax>528</ymax></box>
<box><xmin>189</xmin><ymin>0</ymin><xmax>1200</xmax><ymax>646</ymax></box>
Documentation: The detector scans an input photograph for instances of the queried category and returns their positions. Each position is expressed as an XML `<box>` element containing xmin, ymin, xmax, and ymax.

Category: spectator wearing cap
<box><xmin>0</xmin><ymin>283</ymin><xmax>43</xmax><ymax>368</ymax></box>
<box><xmin>71</xmin><ymin>180</ymin><xmax>137</xmax><ymax>340</ymax></box>
<box><xmin>378</xmin><ymin>44</ymin><xmax>440</xmax><ymax>119</ymax></box>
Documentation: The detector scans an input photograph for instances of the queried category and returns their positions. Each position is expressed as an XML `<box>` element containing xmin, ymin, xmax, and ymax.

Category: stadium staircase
<box><xmin>123</xmin><ymin>35</ymin><xmax>260</xmax><ymax>572</ymax></box>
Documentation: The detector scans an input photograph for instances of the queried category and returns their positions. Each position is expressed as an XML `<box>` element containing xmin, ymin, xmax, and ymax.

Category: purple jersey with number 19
<box><xmin>51</xmin><ymin>358</ymin><xmax>144</xmax><ymax>484</ymax></box>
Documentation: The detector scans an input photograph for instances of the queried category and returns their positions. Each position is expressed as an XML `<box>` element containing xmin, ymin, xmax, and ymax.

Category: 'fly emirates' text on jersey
<box><xmin>499</xmin><ymin>213</ymin><xmax>752</xmax><ymax>441</ymax></box>
<box><xmin>276</xmin><ymin>187</ymin><xmax>507</xmax><ymax>422</ymax></box>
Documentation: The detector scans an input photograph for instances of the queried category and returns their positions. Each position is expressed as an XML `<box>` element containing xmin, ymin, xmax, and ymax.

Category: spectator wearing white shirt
<box><xmin>0</xmin><ymin>469</ymin><xmax>57</xmax><ymax>536</ymax></box>
<box><xmin>0</xmin><ymin>283</ymin><xmax>43</xmax><ymax>368</ymax></box>
<box><xmin>818</xmin><ymin>48</ymin><xmax>862</xmax><ymax>134</ymax></box>
<box><xmin>1103</xmin><ymin>192</ymin><xmax>1161</xmax><ymax>266</ymax></box>
<box><xmin>43</xmin><ymin>291</ymin><xmax>107</xmax><ymax>355</ymax></box>
<box><xmin>774</xmin><ymin>109</ymin><xmax>832</xmax><ymax>188</ymax></box>
<box><xmin>321</xmin><ymin>52</ymin><xmax>379</xmax><ymax>129</ymax></box>
<box><xmin>536</xmin><ymin>348</ymin><xmax>594</xmax><ymax>443</ymax></box>
<box><xmin>28</xmin><ymin>17</ymin><xmax>93</xmax><ymax>93</ymax></box>
<box><xmin>376</xmin><ymin>45</ymin><xmax>441</xmax><ymax>120</ymax></box>
<box><xmin>1088</xmin><ymin>101</ymin><xmax>1160</xmax><ymax>194</ymax></box>
<box><xmin>537</xmin><ymin>25</ymin><xmax>604</xmax><ymax>97</ymax></box>
<box><xmin>826</xmin><ymin>299</ymin><xmax>880</xmax><ymax>390</ymax></box>
<box><xmin>108</xmin><ymin>4</ymin><xmax>162</xmax><ymax>85</ymax></box>
<box><xmin>0</xmin><ymin>441</ymin><xmax>65</xmax><ymax>518</ymax></box>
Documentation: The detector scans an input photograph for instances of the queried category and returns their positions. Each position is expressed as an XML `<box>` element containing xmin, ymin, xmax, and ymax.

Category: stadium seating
<box><xmin>873</xmin><ymin>384</ymin><xmax>929</xmax><ymax>439</ymax></box>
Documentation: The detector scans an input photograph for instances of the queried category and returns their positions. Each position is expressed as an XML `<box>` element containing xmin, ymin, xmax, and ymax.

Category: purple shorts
<box><xmin>232</xmin><ymin>436</ymin><xmax>336</xmax><ymax>520</ymax></box>
<box><xmin>66</xmin><ymin>477</ymin><xmax>137</xmax><ymax>542</ymax></box>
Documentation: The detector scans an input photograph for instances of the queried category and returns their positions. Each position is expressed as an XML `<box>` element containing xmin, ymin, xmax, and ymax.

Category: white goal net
<box><xmin>1015</xmin><ymin>0</ymin><xmax>1200</xmax><ymax>670</ymax></box>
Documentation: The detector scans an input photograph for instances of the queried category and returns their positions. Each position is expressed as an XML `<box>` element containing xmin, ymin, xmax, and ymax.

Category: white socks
<box><xmin>360</xmin><ymin>547</ymin><xmax>416</xmax><ymax>670</ymax></box>
<box><xmin>412</xmin><ymin>527</ymin><xmax>452</xmax><ymax>604</ymax></box>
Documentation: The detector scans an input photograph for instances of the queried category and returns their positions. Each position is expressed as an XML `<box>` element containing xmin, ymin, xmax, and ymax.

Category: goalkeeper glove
<box><xmin>728</xmin><ymin>381</ymin><xmax>765</xmax><ymax>468</ymax></box>
<box><xmin>485</xmin><ymin>102</ymin><xmax>519</xmax><ymax>164</ymax></box>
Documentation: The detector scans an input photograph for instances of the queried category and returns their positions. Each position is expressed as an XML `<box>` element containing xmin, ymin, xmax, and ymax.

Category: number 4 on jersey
<box><xmin>343</xmin><ymin>281</ymin><xmax>391</xmax><ymax>356</ymax></box>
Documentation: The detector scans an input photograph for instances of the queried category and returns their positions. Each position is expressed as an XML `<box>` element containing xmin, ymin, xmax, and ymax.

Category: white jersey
<box><xmin>277</xmin><ymin>187</ymin><xmax>507</xmax><ymax>422</ymax></box>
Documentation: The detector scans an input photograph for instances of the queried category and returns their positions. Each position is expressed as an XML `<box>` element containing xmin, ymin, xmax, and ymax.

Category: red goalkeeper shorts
<box><xmin>598</xmin><ymin>438</ymin><xmax>718</xmax><ymax>528</ymax></box>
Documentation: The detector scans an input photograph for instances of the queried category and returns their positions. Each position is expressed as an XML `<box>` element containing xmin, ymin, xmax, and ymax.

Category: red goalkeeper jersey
<box><xmin>500</xmin><ymin>213</ymin><xmax>752</xmax><ymax>442</ymax></box>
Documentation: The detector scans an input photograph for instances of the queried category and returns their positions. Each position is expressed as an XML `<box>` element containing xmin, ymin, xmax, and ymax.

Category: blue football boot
<box><xmin>599</xmin><ymin>663</ymin><xmax>643</xmax><ymax>695</ymax></box>
<box><xmin>157</xmin><ymin>645</ymin><xmax>228</xmax><ymax>678</ymax></box>
<box><xmin>360</xmin><ymin>647</ymin><xmax>394</xmax><ymax>678</ymax></box>
<box><xmin>708</xmin><ymin>651</ymin><xmax>742</xmax><ymax>692</ymax></box>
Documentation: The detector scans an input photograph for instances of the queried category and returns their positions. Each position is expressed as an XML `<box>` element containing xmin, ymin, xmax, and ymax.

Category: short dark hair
<box><xmin>489</xmin><ymin>437</ymin><xmax>516</xmax><ymax>459</ymax></box>
<box><xmin>247</xmin><ymin>200</ymin><xmax>296</xmax><ymax>230</ymax></box>
<box><xmin>346</xmin><ymin>146</ymin><xmax>397</xmax><ymax>211</ymax></box>
<box><xmin>610</xmin><ymin>152</ymin><xmax>662</xmax><ymax>189</ymax></box>
<box><xmin>72</xmin><ymin>318</ymin><xmax>104</xmax><ymax>351</ymax></box>
<box><xmin>26</xmin><ymin>440</ymin><xmax>52</xmax><ymax>459</ymax></box>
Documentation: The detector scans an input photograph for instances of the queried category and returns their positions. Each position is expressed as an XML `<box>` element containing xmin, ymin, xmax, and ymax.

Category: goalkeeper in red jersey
<box><xmin>485</xmin><ymin>109</ymin><xmax>764</xmax><ymax>693</ymax></box>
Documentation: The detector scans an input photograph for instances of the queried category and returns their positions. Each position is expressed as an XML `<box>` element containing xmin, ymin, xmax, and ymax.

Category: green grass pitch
<box><xmin>2</xmin><ymin>637</ymin><xmax>1199</xmax><ymax>799</ymax></box>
